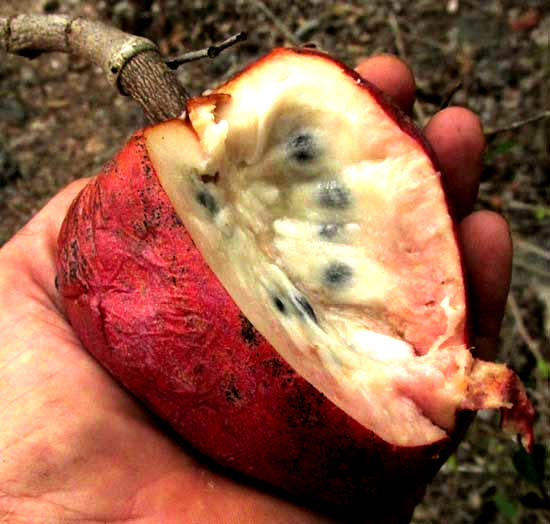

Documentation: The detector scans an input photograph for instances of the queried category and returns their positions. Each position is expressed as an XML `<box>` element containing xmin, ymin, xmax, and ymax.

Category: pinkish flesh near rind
<box><xmin>146</xmin><ymin>48</ymin><xmax>534</xmax><ymax>450</ymax></box>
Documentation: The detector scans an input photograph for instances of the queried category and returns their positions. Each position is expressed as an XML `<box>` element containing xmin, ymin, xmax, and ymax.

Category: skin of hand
<box><xmin>0</xmin><ymin>55</ymin><xmax>511</xmax><ymax>524</ymax></box>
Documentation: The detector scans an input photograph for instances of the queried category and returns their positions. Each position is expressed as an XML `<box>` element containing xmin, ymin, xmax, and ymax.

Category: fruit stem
<box><xmin>0</xmin><ymin>14</ymin><xmax>188</xmax><ymax>123</ymax></box>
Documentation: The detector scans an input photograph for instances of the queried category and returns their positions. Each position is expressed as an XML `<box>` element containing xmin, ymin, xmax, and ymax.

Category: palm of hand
<box><xmin>0</xmin><ymin>56</ymin><xmax>508</xmax><ymax>523</ymax></box>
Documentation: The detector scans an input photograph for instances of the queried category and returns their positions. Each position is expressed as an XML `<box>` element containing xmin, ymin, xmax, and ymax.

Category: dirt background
<box><xmin>0</xmin><ymin>1</ymin><xmax>548</xmax><ymax>523</ymax></box>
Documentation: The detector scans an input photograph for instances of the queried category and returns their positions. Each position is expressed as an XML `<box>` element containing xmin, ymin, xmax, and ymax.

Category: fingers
<box><xmin>424</xmin><ymin>107</ymin><xmax>486</xmax><ymax>220</ymax></box>
<box><xmin>355</xmin><ymin>54</ymin><xmax>416</xmax><ymax>114</ymax></box>
<box><xmin>459</xmin><ymin>211</ymin><xmax>513</xmax><ymax>360</ymax></box>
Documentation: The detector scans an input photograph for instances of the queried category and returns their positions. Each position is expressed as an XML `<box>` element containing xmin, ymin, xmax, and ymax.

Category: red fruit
<box><xmin>56</xmin><ymin>49</ymin><xmax>534</xmax><ymax>521</ymax></box>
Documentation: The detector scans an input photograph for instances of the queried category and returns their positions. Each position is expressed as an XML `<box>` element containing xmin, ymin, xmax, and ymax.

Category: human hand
<box><xmin>0</xmin><ymin>54</ymin><xmax>510</xmax><ymax>523</ymax></box>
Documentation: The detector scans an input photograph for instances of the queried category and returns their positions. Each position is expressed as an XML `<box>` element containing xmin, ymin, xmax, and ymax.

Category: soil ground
<box><xmin>1</xmin><ymin>1</ymin><xmax>548</xmax><ymax>523</ymax></box>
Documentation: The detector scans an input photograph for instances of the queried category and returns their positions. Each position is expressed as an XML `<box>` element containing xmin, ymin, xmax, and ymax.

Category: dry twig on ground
<box><xmin>485</xmin><ymin>110</ymin><xmax>550</xmax><ymax>137</ymax></box>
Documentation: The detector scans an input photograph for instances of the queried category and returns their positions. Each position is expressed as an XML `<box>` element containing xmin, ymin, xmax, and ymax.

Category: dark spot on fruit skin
<box><xmin>54</xmin><ymin>275</ymin><xmax>59</xmax><ymax>290</ymax></box>
<box><xmin>262</xmin><ymin>358</ymin><xmax>285</xmax><ymax>377</ymax></box>
<box><xmin>69</xmin><ymin>240</ymin><xmax>79</xmax><ymax>282</ymax></box>
<box><xmin>100</xmin><ymin>159</ymin><xmax>115</xmax><ymax>176</ymax></box>
<box><xmin>283</xmin><ymin>386</ymin><xmax>323</xmax><ymax>429</ymax></box>
<box><xmin>142</xmin><ymin>161</ymin><xmax>153</xmax><ymax>179</ymax></box>
<box><xmin>287</xmin><ymin>132</ymin><xmax>319</xmax><ymax>163</ymax></box>
<box><xmin>171</xmin><ymin>211</ymin><xmax>183</xmax><ymax>227</ymax></box>
<box><xmin>196</xmin><ymin>190</ymin><xmax>218</xmax><ymax>215</ymax></box>
<box><xmin>193</xmin><ymin>363</ymin><xmax>205</xmax><ymax>375</ymax></box>
<box><xmin>285</xmin><ymin>387</ymin><xmax>307</xmax><ymax>428</ymax></box>
<box><xmin>318</xmin><ymin>181</ymin><xmax>351</xmax><ymax>209</ymax></box>
<box><xmin>273</xmin><ymin>296</ymin><xmax>286</xmax><ymax>314</ymax></box>
<box><xmin>292</xmin><ymin>294</ymin><xmax>318</xmax><ymax>324</ymax></box>
<box><xmin>240</xmin><ymin>314</ymin><xmax>260</xmax><ymax>347</ymax></box>
<box><xmin>324</xmin><ymin>262</ymin><xmax>353</xmax><ymax>287</ymax></box>
<box><xmin>143</xmin><ymin>202</ymin><xmax>163</xmax><ymax>231</ymax></box>
<box><xmin>225</xmin><ymin>384</ymin><xmax>242</xmax><ymax>403</ymax></box>
<box><xmin>319</xmin><ymin>223</ymin><xmax>340</xmax><ymax>239</ymax></box>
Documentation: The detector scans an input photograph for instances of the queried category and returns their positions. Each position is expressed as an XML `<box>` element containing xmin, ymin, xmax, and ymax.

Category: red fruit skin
<box><xmin>57</xmin><ymin>131</ymin><xmax>462</xmax><ymax>523</ymax></box>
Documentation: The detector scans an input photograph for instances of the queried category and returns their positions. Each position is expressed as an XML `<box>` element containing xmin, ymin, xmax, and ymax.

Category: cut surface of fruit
<box><xmin>146</xmin><ymin>48</ymin><xmax>533</xmax><ymax>450</ymax></box>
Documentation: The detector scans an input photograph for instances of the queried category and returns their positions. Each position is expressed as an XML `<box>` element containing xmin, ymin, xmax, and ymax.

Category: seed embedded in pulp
<box><xmin>273</xmin><ymin>296</ymin><xmax>287</xmax><ymax>314</ymax></box>
<box><xmin>319</xmin><ymin>223</ymin><xmax>340</xmax><ymax>239</ymax></box>
<box><xmin>196</xmin><ymin>190</ymin><xmax>218</xmax><ymax>215</ymax></box>
<box><xmin>292</xmin><ymin>294</ymin><xmax>318</xmax><ymax>324</ymax></box>
<box><xmin>318</xmin><ymin>180</ymin><xmax>351</xmax><ymax>209</ymax></box>
<box><xmin>287</xmin><ymin>131</ymin><xmax>319</xmax><ymax>163</ymax></box>
<box><xmin>324</xmin><ymin>262</ymin><xmax>353</xmax><ymax>287</ymax></box>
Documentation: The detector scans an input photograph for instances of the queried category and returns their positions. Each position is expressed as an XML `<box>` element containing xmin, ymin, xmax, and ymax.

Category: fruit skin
<box><xmin>57</xmin><ymin>130</ymin><xmax>463</xmax><ymax>522</ymax></box>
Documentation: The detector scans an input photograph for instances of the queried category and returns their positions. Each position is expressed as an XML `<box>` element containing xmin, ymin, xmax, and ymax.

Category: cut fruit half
<box><xmin>145</xmin><ymin>48</ymin><xmax>534</xmax><ymax>450</ymax></box>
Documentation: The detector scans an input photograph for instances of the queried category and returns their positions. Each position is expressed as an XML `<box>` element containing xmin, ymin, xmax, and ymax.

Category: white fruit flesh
<box><xmin>146</xmin><ymin>49</ymin><xmax>528</xmax><ymax>447</ymax></box>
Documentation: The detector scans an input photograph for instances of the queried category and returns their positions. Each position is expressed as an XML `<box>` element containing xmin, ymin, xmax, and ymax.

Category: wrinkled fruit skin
<box><xmin>57</xmin><ymin>132</ymin><xmax>463</xmax><ymax>522</ymax></box>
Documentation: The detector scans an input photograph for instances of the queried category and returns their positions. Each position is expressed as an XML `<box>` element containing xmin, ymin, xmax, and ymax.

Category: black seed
<box><xmin>287</xmin><ymin>132</ymin><xmax>318</xmax><ymax>162</ymax></box>
<box><xmin>273</xmin><ymin>296</ymin><xmax>286</xmax><ymax>314</ymax></box>
<box><xmin>54</xmin><ymin>275</ymin><xmax>59</xmax><ymax>290</ymax></box>
<box><xmin>319</xmin><ymin>223</ymin><xmax>340</xmax><ymax>239</ymax></box>
<box><xmin>318</xmin><ymin>181</ymin><xmax>351</xmax><ymax>209</ymax></box>
<box><xmin>293</xmin><ymin>294</ymin><xmax>318</xmax><ymax>324</ymax></box>
<box><xmin>196</xmin><ymin>190</ymin><xmax>218</xmax><ymax>215</ymax></box>
<box><xmin>324</xmin><ymin>262</ymin><xmax>353</xmax><ymax>287</ymax></box>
